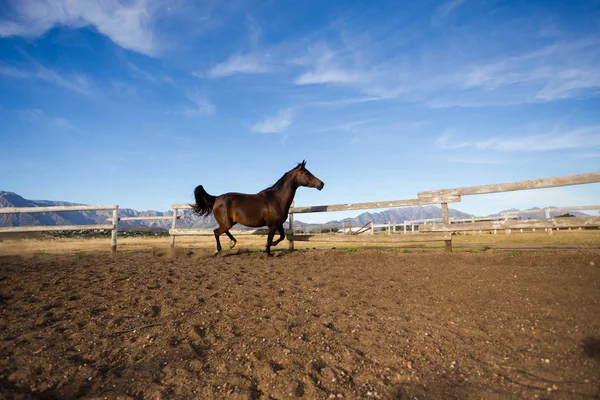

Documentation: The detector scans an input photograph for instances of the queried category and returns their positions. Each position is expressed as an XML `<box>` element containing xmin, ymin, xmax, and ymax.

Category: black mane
<box><xmin>261</xmin><ymin>164</ymin><xmax>300</xmax><ymax>192</ymax></box>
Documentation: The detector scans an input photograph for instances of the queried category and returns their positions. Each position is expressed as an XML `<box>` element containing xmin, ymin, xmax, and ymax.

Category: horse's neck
<box><xmin>273</xmin><ymin>177</ymin><xmax>298</xmax><ymax>210</ymax></box>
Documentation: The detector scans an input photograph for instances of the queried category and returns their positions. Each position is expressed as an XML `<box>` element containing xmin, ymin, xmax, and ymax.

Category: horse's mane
<box><xmin>261</xmin><ymin>164</ymin><xmax>300</xmax><ymax>192</ymax></box>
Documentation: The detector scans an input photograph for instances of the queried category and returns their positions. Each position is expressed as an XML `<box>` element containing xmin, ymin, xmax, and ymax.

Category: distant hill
<box><xmin>0</xmin><ymin>191</ymin><xmax>591</xmax><ymax>231</ymax></box>
<box><xmin>324</xmin><ymin>206</ymin><xmax>472</xmax><ymax>228</ymax></box>
<box><xmin>0</xmin><ymin>191</ymin><xmax>215</xmax><ymax>231</ymax></box>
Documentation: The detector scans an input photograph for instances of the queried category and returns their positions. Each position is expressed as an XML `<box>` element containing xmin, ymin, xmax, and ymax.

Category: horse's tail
<box><xmin>191</xmin><ymin>185</ymin><xmax>216</xmax><ymax>217</ymax></box>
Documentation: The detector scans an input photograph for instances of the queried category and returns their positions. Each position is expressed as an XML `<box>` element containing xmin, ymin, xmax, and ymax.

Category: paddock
<box><xmin>1</xmin><ymin>248</ymin><xmax>599</xmax><ymax>399</ymax></box>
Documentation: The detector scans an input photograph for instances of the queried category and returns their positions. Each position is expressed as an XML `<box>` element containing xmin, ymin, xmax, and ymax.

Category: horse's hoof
<box><xmin>229</xmin><ymin>241</ymin><xmax>236</xmax><ymax>249</ymax></box>
<box><xmin>213</xmin><ymin>250</ymin><xmax>220</xmax><ymax>257</ymax></box>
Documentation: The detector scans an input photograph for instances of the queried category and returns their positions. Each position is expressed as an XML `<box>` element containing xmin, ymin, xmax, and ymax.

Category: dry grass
<box><xmin>1</xmin><ymin>229</ymin><xmax>599</xmax><ymax>256</ymax></box>
<box><xmin>452</xmin><ymin>229</ymin><xmax>600</xmax><ymax>244</ymax></box>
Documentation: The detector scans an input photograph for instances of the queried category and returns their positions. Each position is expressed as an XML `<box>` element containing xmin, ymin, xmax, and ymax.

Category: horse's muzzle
<box><xmin>317</xmin><ymin>181</ymin><xmax>324</xmax><ymax>191</ymax></box>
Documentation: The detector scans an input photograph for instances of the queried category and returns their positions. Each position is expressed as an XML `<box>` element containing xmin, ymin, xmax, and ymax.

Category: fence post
<box><xmin>370</xmin><ymin>221</ymin><xmax>374</xmax><ymax>235</ymax></box>
<box><xmin>170</xmin><ymin>208</ymin><xmax>178</xmax><ymax>248</ymax></box>
<box><xmin>504</xmin><ymin>213</ymin><xmax>510</xmax><ymax>234</ymax></box>
<box><xmin>441</xmin><ymin>203</ymin><xmax>449</xmax><ymax>225</ymax></box>
<box><xmin>403</xmin><ymin>221</ymin><xmax>407</xmax><ymax>234</ymax></box>
<box><xmin>288</xmin><ymin>201</ymin><xmax>295</xmax><ymax>251</ymax></box>
<box><xmin>111</xmin><ymin>206</ymin><xmax>119</xmax><ymax>253</ymax></box>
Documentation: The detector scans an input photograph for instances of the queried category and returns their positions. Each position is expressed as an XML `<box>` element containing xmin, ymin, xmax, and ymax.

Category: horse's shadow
<box><xmin>581</xmin><ymin>337</ymin><xmax>600</xmax><ymax>359</ymax></box>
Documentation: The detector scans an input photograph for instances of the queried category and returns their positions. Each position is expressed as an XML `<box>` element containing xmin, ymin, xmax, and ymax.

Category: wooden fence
<box><xmin>3</xmin><ymin>171</ymin><xmax>598</xmax><ymax>253</ymax></box>
<box><xmin>167</xmin><ymin>171</ymin><xmax>600</xmax><ymax>252</ymax></box>
<box><xmin>0</xmin><ymin>205</ymin><xmax>120</xmax><ymax>252</ymax></box>
<box><xmin>0</xmin><ymin>208</ymin><xmax>189</xmax><ymax>252</ymax></box>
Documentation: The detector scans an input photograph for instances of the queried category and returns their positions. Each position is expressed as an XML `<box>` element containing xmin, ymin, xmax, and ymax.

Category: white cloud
<box><xmin>290</xmin><ymin>27</ymin><xmax>600</xmax><ymax>107</ymax></box>
<box><xmin>294</xmin><ymin>45</ymin><xmax>366</xmax><ymax>86</ymax></box>
<box><xmin>179</xmin><ymin>91</ymin><xmax>216</xmax><ymax>117</ymax></box>
<box><xmin>435</xmin><ymin>126</ymin><xmax>600</xmax><ymax>152</ymax></box>
<box><xmin>574</xmin><ymin>152</ymin><xmax>600</xmax><ymax>159</ymax></box>
<box><xmin>18</xmin><ymin>108</ymin><xmax>78</xmax><ymax>131</ymax></box>
<box><xmin>251</xmin><ymin>109</ymin><xmax>293</xmax><ymax>134</ymax></box>
<box><xmin>295</xmin><ymin>67</ymin><xmax>361</xmax><ymax>85</ymax></box>
<box><xmin>208</xmin><ymin>53</ymin><xmax>270</xmax><ymax>78</ymax></box>
<box><xmin>0</xmin><ymin>62</ymin><xmax>90</xmax><ymax>94</ymax></box>
<box><xmin>425</xmin><ymin>38</ymin><xmax>600</xmax><ymax>106</ymax></box>
<box><xmin>0</xmin><ymin>0</ymin><xmax>155</xmax><ymax>55</ymax></box>
<box><xmin>434</xmin><ymin>0</ymin><xmax>467</xmax><ymax>20</ymax></box>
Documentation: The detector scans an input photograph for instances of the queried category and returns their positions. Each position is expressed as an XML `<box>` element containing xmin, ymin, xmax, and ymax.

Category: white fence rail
<box><xmin>0</xmin><ymin>205</ymin><xmax>120</xmax><ymax>252</ymax></box>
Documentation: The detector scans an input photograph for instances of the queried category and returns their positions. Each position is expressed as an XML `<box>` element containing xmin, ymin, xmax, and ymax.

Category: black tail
<box><xmin>191</xmin><ymin>185</ymin><xmax>216</xmax><ymax>217</ymax></box>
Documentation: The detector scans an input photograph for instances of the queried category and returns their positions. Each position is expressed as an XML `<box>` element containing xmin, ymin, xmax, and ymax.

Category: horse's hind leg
<box><xmin>213</xmin><ymin>228</ymin><xmax>223</xmax><ymax>254</ymax></box>
<box><xmin>212</xmin><ymin>201</ymin><xmax>235</xmax><ymax>254</ymax></box>
<box><xmin>225</xmin><ymin>231</ymin><xmax>237</xmax><ymax>249</ymax></box>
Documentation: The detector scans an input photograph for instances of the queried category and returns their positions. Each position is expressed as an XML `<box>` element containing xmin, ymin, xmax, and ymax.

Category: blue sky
<box><xmin>0</xmin><ymin>0</ymin><xmax>599</xmax><ymax>223</ymax></box>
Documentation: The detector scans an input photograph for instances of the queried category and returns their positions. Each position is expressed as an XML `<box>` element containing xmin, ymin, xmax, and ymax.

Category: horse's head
<box><xmin>294</xmin><ymin>160</ymin><xmax>324</xmax><ymax>190</ymax></box>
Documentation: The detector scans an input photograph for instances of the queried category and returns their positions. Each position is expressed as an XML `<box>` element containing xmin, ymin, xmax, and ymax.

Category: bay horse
<box><xmin>191</xmin><ymin>160</ymin><xmax>324</xmax><ymax>256</ymax></box>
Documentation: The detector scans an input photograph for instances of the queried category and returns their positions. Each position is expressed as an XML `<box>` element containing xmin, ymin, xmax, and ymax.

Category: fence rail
<box><xmin>166</xmin><ymin>171</ymin><xmax>600</xmax><ymax>252</ymax></box>
<box><xmin>0</xmin><ymin>205</ymin><xmax>116</xmax><ymax>214</ymax></box>
<box><xmin>3</xmin><ymin>172</ymin><xmax>597</xmax><ymax>253</ymax></box>
<box><xmin>417</xmin><ymin>172</ymin><xmax>600</xmax><ymax>198</ymax></box>
<box><xmin>419</xmin><ymin>216</ymin><xmax>600</xmax><ymax>232</ymax></box>
<box><xmin>0</xmin><ymin>224</ymin><xmax>114</xmax><ymax>233</ymax></box>
<box><xmin>0</xmin><ymin>205</ymin><xmax>120</xmax><ymax>252</ymax></box>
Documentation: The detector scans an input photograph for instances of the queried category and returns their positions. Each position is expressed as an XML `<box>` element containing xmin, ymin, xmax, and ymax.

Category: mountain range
<box><xmin>0</xmin><ymin>191</ymin><xmax>589</xmax><ymax>231</ymax></box>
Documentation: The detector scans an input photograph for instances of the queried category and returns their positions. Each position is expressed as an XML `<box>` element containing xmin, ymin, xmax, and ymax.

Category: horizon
<box><xmin>1</xmin><ymin>188</ymin><xmax>596</xmax><ymax>226</ymax></box>
<box><xmin>1</xmin><ymin>1</ymin><xmax>599</xmax><ymax>223</ymax></box>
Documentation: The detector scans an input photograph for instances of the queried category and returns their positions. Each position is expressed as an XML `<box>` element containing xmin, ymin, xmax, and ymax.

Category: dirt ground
<box><xmin>1</xmin><ymin>248</ymin><xmax>599</xmax><ymax>399</ymax></box>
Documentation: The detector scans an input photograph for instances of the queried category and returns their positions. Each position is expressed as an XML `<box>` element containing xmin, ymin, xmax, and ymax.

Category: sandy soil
<box><xmin>1</xmin><ymin>248</ymin><xmax>599</xmax><ymax>399</ymax></box>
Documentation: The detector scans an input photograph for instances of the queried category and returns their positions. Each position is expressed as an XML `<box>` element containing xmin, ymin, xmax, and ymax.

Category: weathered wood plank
<box><xmin>0</xmin><ymin>224</ymin><xmax>114</xmax><ymax>233</ymax></box>
<box><xmin>172</xmin><ymin>204</ymin><xmax>194</xmax><ymax>210</ymax></box>
<box><xmin>418</xmin><ymin>172</ymin><xmax>600</xmax><ymax>198</ymax></box>
<box><xmin>175</xmin><ymin>197</ymin><xmax>462</xmax><ymax>214</ymax></box>
<box><xmin>111</xmin><ymin>207</ymin><xmax>118</xmax><ymax>254</ymax></box>
<box><xmin>418</xmin><ymin>216</ymin><xmax>600</xmax><ymax>232</ymax></box>
<box><xmin>106</xmin><ymin>216</ymin><xmax>183</xmax><ymax>222</ymax></box>
<box><xmin>0</xmin><ymin>205</ymin><xmax>117</xmax><ymax>214</ymax></box>
<box><xmin>288</xmin><ymin>234</ymin><xmax>452</xmax><ymax>243</ymax></box>
<box><xmin>169</xmin><ymin>228</ymin><xmax>269</xmax><ymax>236</ymax></box>
<box><xmin>289</xmin><ymin>196</ymin><xmax>461</xmax><ymax>214</ymax></box>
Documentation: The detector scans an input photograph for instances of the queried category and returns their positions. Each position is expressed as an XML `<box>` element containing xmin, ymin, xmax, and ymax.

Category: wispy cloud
<box><xmin>441</xmin><ymin>155</ymin><xmax>507</xmax><ymax>165</ymax></box>
<box><xmin>573</xmin><ymin>152</ymin><xmax>600</xmax><ymax>159</ymax></box>
<box><xmin>125</xmin><ymin>59</ymin><xmax>157</xmax><ymax>82</ymax></box>
<box><xmin>0</xmin><ymin>0</ymin><xmax>155</xmax><ymax>55</ymax></box>
<box><xmin>207</xmin><ymin>53</ymin><xmax>271</xmax><ymax>78</ymax></box>
<box><xmin>0</xmin><ymin>62</ymin><xmax>90</xmax><ymax>94</ymax></box>
<box><xmin>294</xmin><ymin>45</ymin><xmax>366</xmax><ymax>86</ymax></box>
<box><xmin>251</xmin><ymin>109</ymin><xmax>293</xmax><ymax>134</ymax></box>
<box><xmin>18</xmin><ymin>108</ymin><xmax>78</xmax><ymax>131</ymax></box>
<box><xmin>435</xmin><ymin>126</ymin><xmax>600</xmax><ymax>152</ymax></box>
<box><xmin>288</xmin><ymin>23</ymin><xmax>600</xmax><ymax>106</ymax></box>
<box><xmin>178</xmin><ymin>91</ymin><xmax>216</xmax><ymax>117</ymax></box>
<box><xmin>432</xmin><ymin>0</ymin><xmax>467</xmax><ymax>23</ymax></box>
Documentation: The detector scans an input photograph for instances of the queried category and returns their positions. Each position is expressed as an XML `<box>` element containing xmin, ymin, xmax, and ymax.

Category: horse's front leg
<box><xmin>225</xmin><ymin>231</ymin><xmax>237</xmax><ymax>249</ymax></box>
<box><xmin>271</xmin><ymin>224</ymin><xmax>286</xmax><ymax>247</ymax></box>
<box><xmin>265</xmin><ymin>227</ymin><xmax>276</xmax><ymax>256</ymax></box>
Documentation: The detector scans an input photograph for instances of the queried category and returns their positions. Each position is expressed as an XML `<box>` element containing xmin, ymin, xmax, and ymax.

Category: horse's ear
<box><xmin>301</xmin><ymin>160</ymin><xmax>306</xmax><ymax>168</ymax></box>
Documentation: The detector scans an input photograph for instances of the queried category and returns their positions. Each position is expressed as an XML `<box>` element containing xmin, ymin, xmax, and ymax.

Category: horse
<box><xmin>191</xmin><ymin>160</ymin><xmax>324</xmax><ymax>256</ymax></box>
